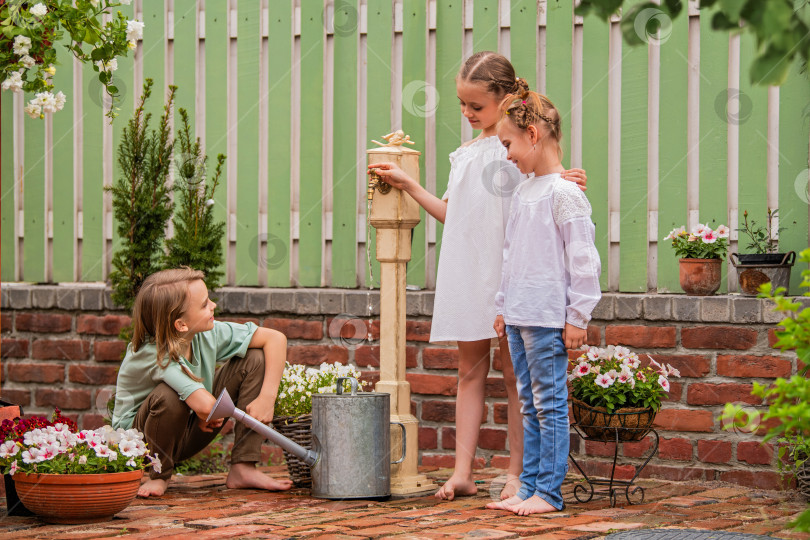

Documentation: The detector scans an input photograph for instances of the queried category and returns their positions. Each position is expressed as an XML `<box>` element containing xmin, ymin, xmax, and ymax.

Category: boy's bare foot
<box><xmin>225</xmin><ymin>462</ymin><xmax>293</xmax><ymax>491</ymax></box>
<box><xmin>512</xmin><ymin>494</ymin><xmax>559</xmax><ymax>516</ymax></box>
<box><xmin>435</xmin><ymin>472</ymin><xmax>478</xmax><ymax>500</ymax></box>
<box><xmin>137</xmin><ymin>478</ymin><xmax>169</xmax><ymax>498</ymax></box>
<box><xmin>486</xmin><ymin>494</ymin><xmax>523</xmax><ymax>511</ymax></box>
<box><xmin>499</xmin><ymin>475</ymin><xmax>521</xmax><ymax>500</ymax></box>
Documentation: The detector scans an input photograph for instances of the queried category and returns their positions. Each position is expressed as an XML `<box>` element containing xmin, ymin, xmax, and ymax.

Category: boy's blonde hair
<box><xmin>501</xmin><ymin>88</ymin><xmax>563</xmax><ymax>160</ymax></box>
<box><xmin>132</xmin><ymin>267</ymin><xmax>205</xmax><ymax>381</ymax></box>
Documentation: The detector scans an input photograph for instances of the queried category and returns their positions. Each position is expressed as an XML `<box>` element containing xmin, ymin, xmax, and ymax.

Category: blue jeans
<box><xmin>506</xmin><ymin>325</ymin><xmax>569</xmax><ymax>510</ymax></box>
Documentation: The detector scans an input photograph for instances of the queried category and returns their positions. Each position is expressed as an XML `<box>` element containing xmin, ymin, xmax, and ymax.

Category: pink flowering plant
<box><xmin>665</xmin><ymin>223</ymin><xmax>730</xmax><ymax>260</ymax></box>
<box><xmin>0</xmin><ymin>411</ymin><xmax>160</xmax><ymax>476</ymax></box>
<box><xmin>569</xmin><ymin>345</ymin><xmax>680</xmax><ymax>413</ymax></box>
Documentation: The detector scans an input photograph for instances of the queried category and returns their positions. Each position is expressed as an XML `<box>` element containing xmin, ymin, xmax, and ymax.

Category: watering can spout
<box><xmin>207</xmin><ymin>389</ymin><xmax>319</xmax><ymax>468</ymax></box>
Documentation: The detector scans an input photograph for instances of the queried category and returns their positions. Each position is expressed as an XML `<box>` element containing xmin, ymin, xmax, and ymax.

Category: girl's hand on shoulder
<box><xmin>493</xmin><ymin>315</ymin><xmax>506</xmax><ymax>338</ymax></box>
<box><xmin>246</xmin><ymin>394</ymin><xmax>275</xmax><ymax>424</ymax></box>
<box><xmin>561</xmin><ymin>168</ymin><xmax>587</xmax><ymax>191</ymax></box>
<box><xmin>562</xmin><ymin>323</ymin><xmax>587</xmax><ymax>350</ymax></box>
<box><xmin>368</xmin><ymin>162</ymin><xmax>414</xmax><ymax>192</ymax></box>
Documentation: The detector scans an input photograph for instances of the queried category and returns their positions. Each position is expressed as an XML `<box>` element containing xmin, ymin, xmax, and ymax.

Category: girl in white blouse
<box><xmin>368</xmin><ymin>52</ymin><xmax>587</xmax><ymax>501</ymax></box>
<box><xmin>488</xmin><ymin>90</ymin><xmax>601</xmax><ymax>515</ymax></box>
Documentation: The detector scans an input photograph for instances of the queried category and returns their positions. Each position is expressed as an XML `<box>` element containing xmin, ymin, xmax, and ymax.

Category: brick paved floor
<box><xmin>1</xmin><ymin>466</ymin><xmax>809</xmax><ymax>539</ymax></box>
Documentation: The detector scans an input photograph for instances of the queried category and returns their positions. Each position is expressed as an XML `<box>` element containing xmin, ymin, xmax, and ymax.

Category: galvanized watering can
<box><xmin>208</xmin><ymin>377</ymin><xmax>406</xmax><ymax>499</ymax></box>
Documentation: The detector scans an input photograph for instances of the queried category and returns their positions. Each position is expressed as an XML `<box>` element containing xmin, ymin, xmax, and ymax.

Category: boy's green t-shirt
<box><xmin>111</xmin><ymin>321</ymin><xmax>259</xmax><ymax>430</ymax></box>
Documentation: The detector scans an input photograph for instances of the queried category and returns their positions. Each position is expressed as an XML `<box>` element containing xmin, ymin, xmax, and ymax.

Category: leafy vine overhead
<box><xmin>576</xmin><ymin>0</ymin><xmax>809</xmax><ymax>86</ymax></box>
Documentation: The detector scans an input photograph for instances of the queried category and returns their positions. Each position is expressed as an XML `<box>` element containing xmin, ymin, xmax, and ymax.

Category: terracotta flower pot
<box><xmin>13</xmin><ymin>469</ymin><xmax>143</xmax><ymax>524</ymax></box>
<box><xmin>679</xmin><ymin>258</ymin><xmax>722</xmax><ymax>296</ymax></box>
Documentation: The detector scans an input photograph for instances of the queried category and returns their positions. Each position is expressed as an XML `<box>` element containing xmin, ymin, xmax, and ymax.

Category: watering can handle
<box><xmin>391</xmin><ymin>421</ymin><xmax>407</xmax><ymax>464</ymax></box>
<box><xmin>335</xmin><ymin>377</ymin><xmax>359</xmax><ymax>396</ymax></box>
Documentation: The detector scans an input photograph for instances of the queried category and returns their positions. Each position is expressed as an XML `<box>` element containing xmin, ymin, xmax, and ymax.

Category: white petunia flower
<box><xmin>2</xmin><ymin>71</ymin><xmax>24</xmax><ymax>92</ymax></box>
<box><xmin>126</xmin><ymin>458</ymin><xmax>137</xmax><ymax>467</ymax></box>
<box><xmin>95</xmin><ymin>58</ymin><xmax>118</xmax><ymax>72</ymax></box>
<box><xmin>0</xmin><ymin>441</ymin><xmax>19</xmax><ymax>458</ymax></box>
<box><xmin>126</xmin><ymin>20</ymin><xmax>145</xmax><ymax>41</ymax></box>
<box><xmin>30</xmin><ymin>3</ymin><xmax>48</xmax><ymax>17</ymax></box>
<box><xmin>13</xmin><ymin>36</ymin><xmax>32</xmax><ymax>56</ymax></box>
<box><xmin>78</xmin><ymin>455</ymin><xmax>87</xmax><ymax>465</ymax></box>
<box><xmin>19</xmin><ymin>55</ymin><xmax>36</xmax><ymax>69</ymax></box>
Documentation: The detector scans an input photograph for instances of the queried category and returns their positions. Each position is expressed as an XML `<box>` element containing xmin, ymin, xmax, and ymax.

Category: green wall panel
<box><xmin>51</xmin><ymin>41</ymin><xmax>76</xmax><ymax>282</ymax></box>
<box><xmin>82</xmin><ymin>61</ymin><xmax>105</xmax><ymax>281</ymax></box>
<box><xmin>510</xmin><ymin>0</ymin><xmax>536</xmax><ymax>88</ymax></box>
<box><xmin>1</xmin><ymin>91</ymin><xmax>15</xmax><ymax>281</ymax></box>
<box><xmin>142</xmin><ymin>1</ymin><xmax>165</xmax><ymax>120</ymax></box>
<box><xmin>22</xmin><ymin>97</ymin><xmax>45</xmax><ymax>283</ymax></box>
<box><xmin>545</xmin><ymin>0</ymin><xmax>572</xmax><ymax>162</ymax></box>
<box><xmin>473</xmin><ymin>0</ymin><xmax>498</xmax><ymax>54</ymax></box>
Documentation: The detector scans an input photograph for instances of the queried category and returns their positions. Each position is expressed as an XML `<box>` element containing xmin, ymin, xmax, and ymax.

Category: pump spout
<box><xmin>207</xmin><ymin>389</ymin><xmax>319</xmax><ymax>467</ymax></box>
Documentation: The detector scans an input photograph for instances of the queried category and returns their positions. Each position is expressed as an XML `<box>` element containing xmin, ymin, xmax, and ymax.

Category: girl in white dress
<box><xmin>368</xmin><ymin>52</ymin><xmax>586</xmax><ymax>501</ymax></box>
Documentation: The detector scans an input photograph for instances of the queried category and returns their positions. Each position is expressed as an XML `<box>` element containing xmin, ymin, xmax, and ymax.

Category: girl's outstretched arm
<box><xmin>245</xmin><ymin>327</ymin><xmax>287</xmax><ymax>423</ymax></box>
<box><xmin>368</xmin><ymin>162</ymin><xmax>448</xmax><ymax>223</ymax></box>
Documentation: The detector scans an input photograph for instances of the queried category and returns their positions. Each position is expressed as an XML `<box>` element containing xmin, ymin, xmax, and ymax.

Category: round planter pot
<box><xmin>13</xmin><ymin>469</ymin><xmax>143</xmax><ymax>524</ymax></box>
<box><xmin>729</xmin><ymin>251</ymin><xmax>795</xmax><ymax>296</ymax></box>
<box><xmin>571</xmin><ymin>397</ymin><xmax>656</xmax><ymax>442</ymax></box>
<box><xmin>679</xmin><ymin>258</ymin><xmax>722</xmax><ymax>296</ymax></box>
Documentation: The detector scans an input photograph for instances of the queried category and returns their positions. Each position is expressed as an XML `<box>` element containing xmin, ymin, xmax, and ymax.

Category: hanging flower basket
<box><xmin>271</xmin><ymin>414</ymin><xmax>313</xmax><ymax>487</ymax></box>
<box><xmin>571</xmin><ymin>398</ymin><xmax>656</xmax><ymax>442</ymax></box>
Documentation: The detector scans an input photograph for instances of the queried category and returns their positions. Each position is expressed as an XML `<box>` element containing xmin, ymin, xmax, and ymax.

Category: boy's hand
<box><xmin>368</xmin><ymin>162</ymin><xmax>415</xmax><ymax>192</ymax></box>
<box><xmin>246</xmin><ymin>394</ymin><xmax>275</xmax><ymax>424</ymax></box>
<box><xmin>562</xmin><ymin>323</ymin><xmax>587</xmax><ymax>350</ymax></box>
<box><xmin>493</xmin><ymin>315</ymin><xmax>506</xmax><ymax>338</ymax></box>
<box><xmin>197</xmin><ymin>415</ymin><xmax>223</xmax><ymax>433</ymax></box>
<box><xmin>561</xmin><ymin>168</ymin><xmax>587</xmax><ymax>191</ymax></box>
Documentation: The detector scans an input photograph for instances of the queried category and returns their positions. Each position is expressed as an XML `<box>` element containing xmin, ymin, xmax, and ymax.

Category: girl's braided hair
<box><xmin>457</xmin><ymin>51</ymin><xmax>528</xmax><ymax>98</ymax></box>
<box><xmin>501</xmin><ymin>87</ymin><xmax>563</xmax><ymax>159</ymax></box>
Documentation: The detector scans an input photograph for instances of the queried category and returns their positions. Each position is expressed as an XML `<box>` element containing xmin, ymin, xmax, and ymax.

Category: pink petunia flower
<box><xmin>574</xmin><ymin>362</ymin><xmax>591</xmax><ymax>378</ymax></box>
<box><xmin>595</xmin><ymin>374</ymin><xmax>615</xmax><ymax>388</ymax></box>
<box><xmin>701</xmin><ymin>229</ymin><xmax>718</xmax><ymax>244</ymax></box>
<box><xmin>658</xmin><ymin>375</ymin><xmax>670</xmax><ymax>392</ymax></box>
<box><xmin>715</xmin><ymin>224</ymin><xmax>730</xmax><ymax>238</ymax></box>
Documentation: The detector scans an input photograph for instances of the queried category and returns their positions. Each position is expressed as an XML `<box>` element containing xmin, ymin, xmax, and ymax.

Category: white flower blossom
<box><xmin>78</xmin><ymin>455</ymin><xmax>87</xmax><ymax>465</ymax></box>
<box><xmin>30</xmin><ymin>3</ymin><xmax>48</xmax><ymax>17</ymax></box>
<box><xmin>19</xmin><ymin>55</ymin><xmax>36</xmax><ymax>69</ymax></box>
<box><xmin>0</xmin><ymin>441</ymin><xmax>19</xmax><ymax>458</ymax></box>
<box><xmin>13</xmin><ymin>36</ymin><xmax>32</xmax><ymax>55</ymax></box>
<box><xmin>89</xmin><ymin>0</ymin><xmax>100</xmax><ymax>6</ymax></box>
<box><xmin>95</xmin><ymin>58</ymin><xmax>118</xmax><ymax>72</ymax></box>
<box><xmin>126</xmin><ymin>20</ymin><xmax>145</xmax><ymax>41</ymax></box>
<box><xmin>2</xmin><ymin>71</ymin><xmax>24</xmax><ymax>92</ymax></box>
<box><xmin>9</xmin><ymin>460</ymin><xmax>18</xmax><ymax>476</ymax></box>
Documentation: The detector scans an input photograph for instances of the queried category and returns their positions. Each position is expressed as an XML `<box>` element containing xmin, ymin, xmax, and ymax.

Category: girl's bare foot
<box><xmin>499</xmin><ymin>475</ymin><xmax>521</xmax><ymax>500</ymax></box>
<box><xmin>486</xmin><ymin>494</ymin><xmax>523</xmax><ymax>511</ymax></box>
<box><xmin>137</xmin><ymin>478</ymin><xmax>169</xmax><ymax>498</ymax></box>
<box><xmin>434</xmin><ymin>472</ymin><xmax>478</xmax><ymax>500</ymax></box>
<box><xmin>512</xmin><ymin>494</ymin><xmax>559</xmax><ymax>516</ymax></box>
<box><xmin>226</xmin><ymin>462</ymin><xmax>294</xmax><ymax>491</ymax></box>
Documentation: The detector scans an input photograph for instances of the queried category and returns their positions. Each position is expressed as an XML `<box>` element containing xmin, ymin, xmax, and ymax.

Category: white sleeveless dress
<box><xmin>430</xmin><ymin>136</ymin><xmax>526</xmax><ymax>343</ymax></box>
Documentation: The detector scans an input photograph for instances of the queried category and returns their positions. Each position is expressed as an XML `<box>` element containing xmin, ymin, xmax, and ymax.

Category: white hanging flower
<box><xmin>2</xmin><ymin>71</ymin><xmax>24</xmax><ymax>92</ymax></box>
<box><xmin>128</xmin><ymin>40</ymin><xmax>137</xmax><ymax>50</ymax></box>
<box><xmin>13</xmin><ymin>36</ymin><xmax>32</xmax><ymax>56</ymax></box>
<box><xmin>126</xmin><ymin>458</ymin><xmax>137</xmax><ymax>467</ymax></box>
<box><xmin>36</xmin><ymin>91</ymin><xmax>59</xmax><ymax>114</ymax></box>
<box><xmin>89</xmin><ymin>0</ymin><xmax>100</xmax><ymax>7</ymax></box>
<box><xmin>19</xmin><ymin>55</ymin><xmax>36</xmax><ymax>69</ymax></box>
<box><xmin>126</xmin><ymin>20</ymin><xmax>145</xmax><ymax>41</ymax></box>
<box><xmin>95</xmin><ymin>58</ymin><xmax>118</xmax><ymax>73</ymax></box>
<box><xmin>54</xmin><ymin>91</ymin><xmax>67</xmax><ymax>110</ymax></box>
<box><xmin>147</xmin><ymin>453</ymin><xmax>162</xmax><ymax>474</ymax></box>
<box><xmin>30</xmin><ymin>3</ymin><xmax>48</xmax><ymax>17</ymax></box>
<box><xmin>44</xmin><ymin>64</ymin><xmax>56</xmax><ymax>76</ymax></box>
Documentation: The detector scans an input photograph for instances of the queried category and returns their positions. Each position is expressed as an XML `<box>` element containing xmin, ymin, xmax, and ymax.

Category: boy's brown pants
<box><xmin>132</xmin><ymin>349</ymin><xmax>266</xmax><ymax>481</ymax></box>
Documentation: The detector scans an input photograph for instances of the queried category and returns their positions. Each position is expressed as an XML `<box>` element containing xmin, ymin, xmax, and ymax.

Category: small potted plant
<box><xmin>730</xmin><ymin>209</ymin><xmax>795</xmax><ymax>295</ymax></box>
<box><xmin>569</xmin><ymin>345</ymin><xmax>680</xmax><ymax>442</ymax></box>
<box><xmin>0</xmin><ymin>410</ymin><xmax>160</xmax><ymax>523</ymax></box>
<box><xmin>273</xmin><ymin>362</ymin><xmax>366</xmax><ymax>486</ymax></box>
<box><xmin>664</xmin><ymin>223</ymin><xmax>730</xmax><ymax>295</ymax></box>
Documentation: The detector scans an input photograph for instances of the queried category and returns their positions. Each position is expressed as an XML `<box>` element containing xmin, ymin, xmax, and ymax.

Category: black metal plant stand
<box><xmin>568</xmin><ymin>424</ymin><xmax>659</xmax><ymax>507</ymax></box>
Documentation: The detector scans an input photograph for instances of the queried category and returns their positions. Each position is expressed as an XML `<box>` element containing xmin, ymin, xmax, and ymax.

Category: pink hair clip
<box><xmin>521</xmin><ymin>100</ymin><xmax>526</xmax><ymax>104</ymax></box>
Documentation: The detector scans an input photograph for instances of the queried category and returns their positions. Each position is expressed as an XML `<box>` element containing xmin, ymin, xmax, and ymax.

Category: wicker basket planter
<box><xmin>272</xmin><ymin>414</ymin><xmax>313</xmax><ymax>487</ymax></box>
<box><xmin>571</xmin><ymin>398</ymin><xmax>656</xmax><ymax>442</ymax></box>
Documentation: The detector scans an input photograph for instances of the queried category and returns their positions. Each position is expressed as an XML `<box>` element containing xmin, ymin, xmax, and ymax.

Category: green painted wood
<box><xmin>22</xmin><ymin>94</ymin><xmax>45</xmax><ymax>282</ymax></box>
<box><xmin>110</xmin><ymin>1</ymin><xmax>135</xmax><ymax>273</ymax></box>
<box><xmin>545</xmin><ymin>0</ymin><xmax>572</xmax><ymax>162</ymax></box>
<box><xmin>51</xmin><ymin>41</ymin><xmax>76</xmax><ymax>282</ymax></box>
<box><xmin>82</xmin><ymin>61</ymin><xmax>105</xmax><ymax>281</ymax></box>
<box><xmin>142</xmin><ymin>0</ymin><xmax>166</xmax><ymax>120</ymax></box>
<box><xmin>509</xmin><ymin>0</ymin><xmax>537</xmax><ymax>87</ymax></box>
<box><xmin>1</xmin><ymin>91</ymin><xmax>15</xmax><ymax>281</ymax></box>
<box><xmin>402</xmin><ymin>0</ymin><xmax>427</xmax><ymax>287</ymax></box>
<box><xmin>174</xmin><ymin>0</ymin><xmax>197</xmax><ymax>126</ymax></box>
<box><xmin>777</xmin><ymin>63</ymin><xmax>810</xmax><ymax>292</ymax></box>
<box><xmin>205</xmin><ymin>0</ymin><xmax>228</xmax><ymax>284</ymax></box>
<box><xmin>266</xmin><ymin>0</ymin><xmax>293</xmax><ymax>286</ymax></box>
<box><xmin>581</xmin><ymin>13</ymin><xmax>610</xmax><ymax>292</ymax></box>
<box><xmin>737</xmin><ymin>33</ymin><xmax>769</xmax><ymax>260</ymax></box>
<box><xmin>698</xmin><ymin>17</ymin><xmax>729</xmax><ymax>292</ymax></box>
<box><xmin>298</xmin><ymin>0</ymin><xmax>324</xmax><ymax>286</ymax></box>
<box><xmin>618</xmin><ymin>1</ymin><xmax>648</xmax><ymax>292</ymax></box>
<box><xmin>364</xmin><ymin>0</ymin><xmax>392</xmax><ymax>288</ymax></box>
<box><xmin>473</xmin><ymin>0</ymin><xmax>498</xmax><ymax>54</ymax></box>
<box><xmin>331</xmin><ymin>0</ymin><xmax>359</xmax><ymax>287</ymax></box>
<box><xmin>235</xmin><ymin>0</ymin><xmax>261</xmax><ymax>286</ymax></box>
<box><xmin>434</xmin><ymin>1</ymin><xmax>462</xmax><ymax>267</ymax></box>
<box><xmin>656</xmin><ymin>14</ymin><xmax>689</xmax><ymax>293</ymax></box>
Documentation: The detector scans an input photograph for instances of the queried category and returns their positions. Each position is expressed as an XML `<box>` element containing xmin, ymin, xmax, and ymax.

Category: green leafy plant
<box><xmin>163</xmin><ymin>108</ymin><xmax>226</xmax><ymax>292</ymax></box>
<box><xmin>569</xmin><ymin>345</ymin><xmax>680</xmax><ymax>413</ymax></box>
<box><xmin>107</xmin><ymin>79</ymin><xmax>176</xmax><ymax>313</ymax></box>
<box><xmin>737</xmin><ymin>208</ymin><xmax>787</xmax><ymax>254</ymax></box>
<box><xmin>664</xmin><ymin>224</ymin><xmax>730</xmax><ymax>260</ymax></box>
<box><xmin>721</xmin><ymin>248</ymin><xmax>810</xmax><ymax>532</ymax></box>
<box><xmin>275</xmin><ymin>362</ymin><xmax>366</xmax><ymax>418</ymax></box>
<box><xmin>174</xmin><ymin>434</ymin><xmax>229</xmax><ymax>475</ymax></box>
<box><xmin>0</xmin><ymin>0</ymin><xmax>143</xmax><ymax>119</ymax></box>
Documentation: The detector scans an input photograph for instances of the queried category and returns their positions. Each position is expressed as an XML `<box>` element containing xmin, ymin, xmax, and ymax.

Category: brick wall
<box><xmin>1</xmin><ymin>284</ymin><xmax>804</xmax><ymax>490</ymax></box>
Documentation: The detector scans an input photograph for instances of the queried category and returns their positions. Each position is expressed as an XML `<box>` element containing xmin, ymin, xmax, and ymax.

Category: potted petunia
<box><xmin>569</xmin><ymin>345</ymin><xmax>680</xmax><ymax>442</ymax></box>
<box><xmin>664</xmin><ymin>223</ymin><xmax>730</xmax><ymax>296</ymax></box>
<box><xmin>0</xmin><ymin>410</ymin><xmax>160</xmax><ymax>524</ymax></box>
